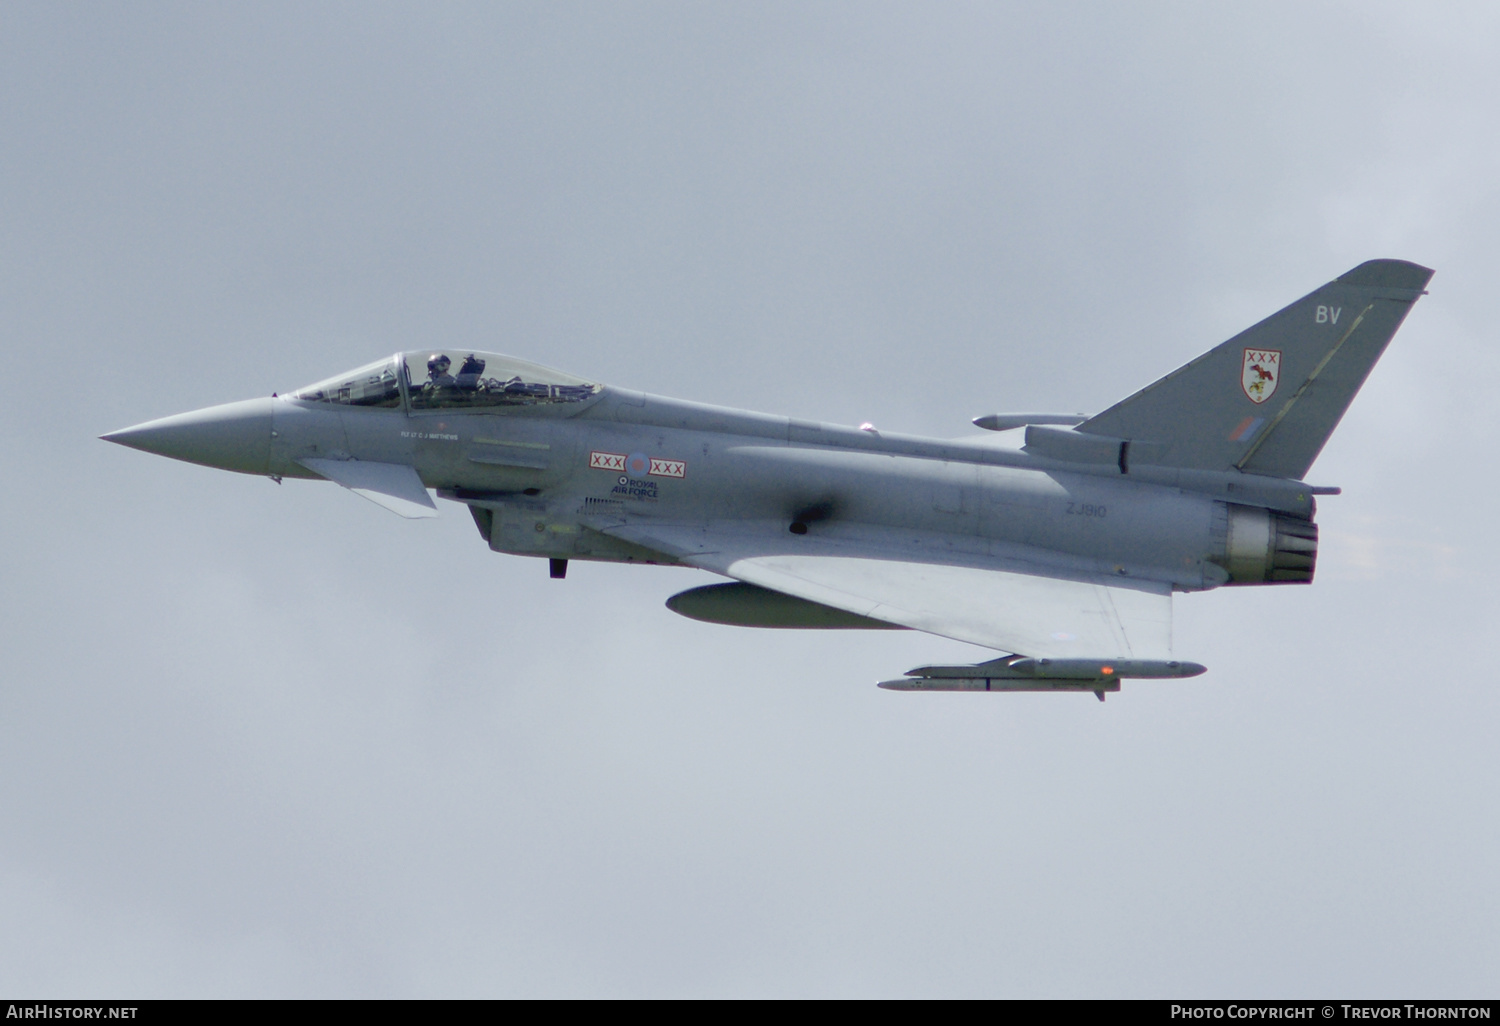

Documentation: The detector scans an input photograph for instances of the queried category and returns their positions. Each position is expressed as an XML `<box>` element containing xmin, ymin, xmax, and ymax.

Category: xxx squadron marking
<box><xmin>591</xmin><ymin>450</ymin><xmax>686</xmax><ymax>478</ymax></box>
<box><xmin>1241</xmin><ymin>348</ymin><xmax>1281</xmax><ymax>405</ymax></box>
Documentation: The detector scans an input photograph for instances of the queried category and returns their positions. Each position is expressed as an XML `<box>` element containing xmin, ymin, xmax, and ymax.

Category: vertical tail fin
<box><xmin>1079</xmin><ymin>259</ymin><xmax>1433</xmax><ymax>479</ymax></box>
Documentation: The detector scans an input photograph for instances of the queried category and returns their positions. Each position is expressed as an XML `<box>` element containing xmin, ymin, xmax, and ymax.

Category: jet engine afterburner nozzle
<box><xmin>1215</xmin><ymin>503</ymin><xmax>1319</xmax><ymax>585</ymax></box>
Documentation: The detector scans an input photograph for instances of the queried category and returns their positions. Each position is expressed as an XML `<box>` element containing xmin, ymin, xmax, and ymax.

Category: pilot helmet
<box><xmin>427</xmin><ymin>354</ymin><xmax>452</xmax><ymax>375</ymax></box>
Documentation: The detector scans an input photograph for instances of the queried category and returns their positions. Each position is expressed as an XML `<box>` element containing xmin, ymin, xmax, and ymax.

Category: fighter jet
<box><xmin>103</xmin><ymin>259</ymin><xmax>1432</xmax><ymax>699</ymax></box>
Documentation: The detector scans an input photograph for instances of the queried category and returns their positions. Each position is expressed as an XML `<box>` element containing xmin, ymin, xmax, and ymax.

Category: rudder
<box><xmin>1078</xmin><ymin>259</ymin><xmax>1433</xmax><ymax>479</ymax></box>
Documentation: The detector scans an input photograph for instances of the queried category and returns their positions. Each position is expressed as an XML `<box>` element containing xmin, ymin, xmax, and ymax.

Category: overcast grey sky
<box><xmin>2</xmin><ymin>2</ymin><xmax>1496</xmax><ymax>997</ymax></box>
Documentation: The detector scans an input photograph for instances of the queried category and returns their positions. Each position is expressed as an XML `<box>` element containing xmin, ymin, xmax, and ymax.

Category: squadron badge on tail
<box><xmin>1241</xmin><ymin>348</ymin><xmax>1281</xmax><ymax>404</ymax></box>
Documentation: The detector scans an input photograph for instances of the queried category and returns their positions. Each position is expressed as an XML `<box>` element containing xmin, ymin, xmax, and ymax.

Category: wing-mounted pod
<box><xmin>667</xmin><ymin>582</ymin><xmax>904</xmax><ymax>629</ymax></box>
<box><xmin>1211</xmin><ymin>503</ymin><xmax>1318</xmax><ymax>585</ymax></box>
<box><xmin>972</xmin><ymin>413</ymin><xmax>1087</xmax><ymax>432</ymax></box>
<box><xmin>880</xmin><ymin>655</ymin><xmax>1207</xmax><ymax>700</ymax></box>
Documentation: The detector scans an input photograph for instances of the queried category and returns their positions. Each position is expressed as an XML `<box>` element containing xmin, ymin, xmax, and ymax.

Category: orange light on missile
<box><xmin>1101</xmin><ymin>665</ymin><xmax>1115</xmax><ymax>675</ymax></box>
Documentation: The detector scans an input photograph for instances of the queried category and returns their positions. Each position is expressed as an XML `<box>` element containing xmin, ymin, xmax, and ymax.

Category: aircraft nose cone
<box><xmin>102</xmin><ymin>396</ymin><xmax>275</xmax><ymax>476</ymax></box>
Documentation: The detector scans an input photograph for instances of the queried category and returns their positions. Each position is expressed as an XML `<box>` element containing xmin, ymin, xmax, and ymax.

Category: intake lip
<box><xmin>101</xmin><ymin>396</ymin><xmax>275</xmax><ymax>476</ymax></box>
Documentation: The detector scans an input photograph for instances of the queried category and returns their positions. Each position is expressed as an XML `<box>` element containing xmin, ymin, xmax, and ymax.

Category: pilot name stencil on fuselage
<box><xmin>103</xmin><ymin>259</ymin><xmax>1435</xmax><ymax>699</ymax></box>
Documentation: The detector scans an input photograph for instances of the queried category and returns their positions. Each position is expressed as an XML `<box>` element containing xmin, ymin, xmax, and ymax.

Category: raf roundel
<box><xmin>626</xmin><ymin>452</ymin><xmax>651</xmax><ymax>477</ymax></box>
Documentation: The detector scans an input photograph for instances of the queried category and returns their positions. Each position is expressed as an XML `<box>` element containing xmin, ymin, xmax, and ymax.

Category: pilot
<box><xmin>456</xmin><ymin>354</ymin><xmax>486</xmax><ymax>392</ymax></box>
<box><xmin>420</xmin><ymin>353</ymin><xmax>458</xmax><ymax>406</ymax></box>
<box><xmin>426</xmin><ymin>353</ymin><xmax>455</xmax><ymax>386</ymax></box>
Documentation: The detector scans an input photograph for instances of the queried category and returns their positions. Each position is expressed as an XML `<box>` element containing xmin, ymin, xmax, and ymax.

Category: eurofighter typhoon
<box><xmin>104</xmin><ymin>260</ymin><xmax>1431</xmax><ymax>699</ymax></box>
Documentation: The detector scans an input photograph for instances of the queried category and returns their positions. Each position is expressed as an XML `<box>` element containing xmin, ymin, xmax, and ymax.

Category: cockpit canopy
<box><xmin>401</xmin><ymin>351</ymin><xmax>601</xmax><ymax>410</ymax></box>
<box><xmin>292</xmin><ymin>357</ymin><xmax>402</xmax><ymax>408</ymax></box>
<box><xmin>291</xmin><ymin>351</ymin><xmax>602</xmax><ymax>412</ymax></box>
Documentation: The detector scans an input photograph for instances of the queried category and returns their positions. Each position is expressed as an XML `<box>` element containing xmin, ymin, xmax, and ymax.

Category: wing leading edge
<box><xmin>604</xmin><ymin>521</ymin><xmax>1172</xmax><ymax>660</ymax></box>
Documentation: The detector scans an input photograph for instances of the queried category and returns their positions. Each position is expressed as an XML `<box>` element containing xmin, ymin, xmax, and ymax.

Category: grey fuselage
<box><xmin>108</xmin><ymin>258</ymin><xmax>1437</xmax><ymax>679</ymax></box>
<box><xmin>255</xmin><ymin>382</ymin><xmax>1302</xmax><ymax>594</ymax></box>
